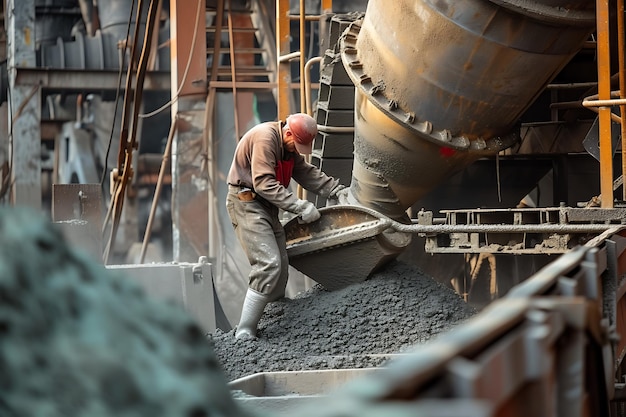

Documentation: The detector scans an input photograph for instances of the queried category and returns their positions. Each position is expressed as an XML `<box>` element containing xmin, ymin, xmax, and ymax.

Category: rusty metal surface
<box><xmin>284</xmin><ymin>205</ymin><xmax>412</xmax><ymax>290</ymax></box>
<box><xmin>169</xmin><ymin>0</ymin><xmax>211</xmax><ymax>263</ymax></box>
<box><xmin>170</xmin><ymin>0</ymin><xmax>207</xmax><ymax>97</ymax></box>
<box><xmin>596</xmin><ymin>0</ymin><xmax>615</xmax><ymax>208</ymax></box>
<box><xmin>347</xmin><ymin>0</ymin><xmax>595</xmax><ymax>141</ymax></box>
<box><xmin>491</xmin><ymin>0</ymin><xmax>595</xmax><ymax>25</ymax></box>
<box><xmin>339</xmin><ymin>0</ymin><xmax>595</xmax><ymax>219</ymax></box>
<box><xmin>276</xmin><ymin>0</ymin><xmax>293</xmax><ymax>118</ymax></box>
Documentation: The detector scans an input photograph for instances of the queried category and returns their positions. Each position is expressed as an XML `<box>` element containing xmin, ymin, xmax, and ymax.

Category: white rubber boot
<box><xmin>235</xmin><ymin>288</ymin><xmax>270</xmax><ymax>339</ymax></box>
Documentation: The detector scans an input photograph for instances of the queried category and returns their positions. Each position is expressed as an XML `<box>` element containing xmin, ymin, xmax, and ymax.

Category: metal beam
<box><xmin>208</xmin><ymin>80</ymin><xmax>318</xmax><ymax>90</ymax></box>
<box><xmin>15</xmin><ymin>68</ymin><xmax>171</xmax><ymax>92</ymax></box>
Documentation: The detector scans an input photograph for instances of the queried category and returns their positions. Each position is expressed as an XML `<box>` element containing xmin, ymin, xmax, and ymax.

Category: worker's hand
<box><xmin>327</xmin><ymin>184</ymin><xmax>349</xmax><ymax>206</ymax></box>
<box><xmin>298</xmin><ymin>200</ymin><xmax>321</xmax><ymax>223</ymax></box>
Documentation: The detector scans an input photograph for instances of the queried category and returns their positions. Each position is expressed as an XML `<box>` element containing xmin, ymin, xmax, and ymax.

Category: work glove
<box><xmin>297</xmin><ymin>199</ymin><xmax>321</xmax><ymax>223</ymax></box>
<box><xmin>327</xmin><ymin>184</ymin><xmax>349</xmax><ymax>206</ymax></box>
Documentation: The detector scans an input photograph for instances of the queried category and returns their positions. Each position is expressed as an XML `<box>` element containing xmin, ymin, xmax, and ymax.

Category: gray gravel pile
<box><xmin>0</xmin><ymin>207</ymin><xmax>248</xmax><ymax>417</ymax></box>
<box><xmin>210</xmin><ymin>260</ymin><xmax>476</xmax><ymax>381</ymax></box>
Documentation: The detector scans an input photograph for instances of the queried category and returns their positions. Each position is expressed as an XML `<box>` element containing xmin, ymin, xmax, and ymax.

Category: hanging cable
<box><xmin>102</xmin><ymin>0</ymin><xmax>143</xmax><ymax>238</ymax></box>
<box><xmin>101</xmin><ymin>0</ymin><xmax>136</xmax><ymax>187</ymax></box>
<box><xmin>103</xmin><ymin>0</ymin><xmax>161</xmax><ymax>263</ymax></box>
<box><xmin>137</xmin><ymin>0</ymin><xmax>204</xmax><ymax>119</ymax></box>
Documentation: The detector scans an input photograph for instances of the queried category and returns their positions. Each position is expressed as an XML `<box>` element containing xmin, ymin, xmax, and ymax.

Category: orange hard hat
<box><xmin>286</xmin><ymin>113</ymin><xmax>317</xmax><ymax>154</ymax></box>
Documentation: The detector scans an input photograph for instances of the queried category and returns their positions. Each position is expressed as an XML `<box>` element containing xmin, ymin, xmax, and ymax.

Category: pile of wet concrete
<box><xmin>209</xmin><ymin>260</ymin><xmax>476</xmax><ymax>382</ymax></box>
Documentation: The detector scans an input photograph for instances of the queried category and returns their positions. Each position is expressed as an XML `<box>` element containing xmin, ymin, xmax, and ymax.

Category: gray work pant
<box><xmin>226</xmin><ymin>189</ymin><xmax>289</xmax><ymax>299</ymax></box>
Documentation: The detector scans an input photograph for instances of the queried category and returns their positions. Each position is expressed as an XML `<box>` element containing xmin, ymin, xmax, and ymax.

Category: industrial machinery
<box><xmin>5</xmin><ymin>0</ymin><xmax>626</xmax><ymax>415</ymax></box>
<box><xmin>284</xmin><ymin>0</ymin><xmax>615</xmax><ymax>293</ymax></box>
<box><xmin>278</xmin><ymin>1</ymin><xmax>626</xmax><ymax>414</ymax></box>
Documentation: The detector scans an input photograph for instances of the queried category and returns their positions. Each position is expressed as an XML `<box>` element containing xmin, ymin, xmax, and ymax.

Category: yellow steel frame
<box><xmin>597</xmin><ymin>0</ymin><xmax>613</xmax><ymax>208</ymax></box>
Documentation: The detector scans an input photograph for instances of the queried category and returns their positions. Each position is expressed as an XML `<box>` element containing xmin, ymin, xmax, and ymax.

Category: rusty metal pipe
<box><xmin>618</xmin><ymin>0</ymin><xmax>626</xmax><ymax>200</ymax></box>
<box><xmin>340</xmin><ymin>0</ymin><xmax>596</xmax><ymax>220</ymax></box>
<box><xmin>305</xmin><ymin>56</ymin><xmax>322</xmax><ymax>116</ymax></box>
<box><xmin>317</xmin><ymin>125</ymin><xmax>354</xmax><ymax>133</ymax></box>
<box><xmin>583</xmin><ymin>92</ymin><xmax>624</xmax><ymax>124</ymax></box>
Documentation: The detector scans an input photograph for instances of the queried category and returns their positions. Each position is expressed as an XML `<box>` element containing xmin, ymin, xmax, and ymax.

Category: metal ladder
<box><xmin>205</xmin><ymin>0</ymin><xmax>278</xmax><ymax>139</ymax></box>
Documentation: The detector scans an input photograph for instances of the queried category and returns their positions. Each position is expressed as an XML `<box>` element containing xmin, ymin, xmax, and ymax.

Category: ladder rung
<box><xmin>206</xmin><ymin>47</ymin><xmax>266</xmax><ymax>55</ymax></box>
<box><xmin>288</xmin><ymin>14</ymin><xmax>323</xmax><ymax>21</ymax></box>
<box><xmin>209</xmin><ymin>80</ymin><xmax>277</xmax><ymax>90</ymax></box>
<box><xmin>212</xmin><ymin>67</ymin><xmax>273</xmax><ymax>77</ymax></box>
<box><xmin>206</xmin><ymin>7</ymin><xmax>253</xmax><ymax>13</ymax></box>
<box><xmin>217</xmin><ymin>65</ymin><xmax>271</xmax><ymax>71</ymax></box>
<box><xmin>206</xmin><ymin>26</ymin><xmax>258</xmax><ymax>33</ymax></box>
<box><xmin>208</xmin><ymin>81</ymin><xmax>319</xmax><ymax>90</ymax></box>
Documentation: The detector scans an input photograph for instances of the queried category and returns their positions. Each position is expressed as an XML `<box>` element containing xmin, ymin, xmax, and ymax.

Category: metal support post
<box><xmin>596</xmin><ymin>0</ymin><xmax>614</xmax><ymax>208</ymax></box>
<box><xmin>276</xmin><ymin>0</ymin><xmax>292</xmax><ymax>119</ymax></box>
<box><xmin>7</xmin><ymin>0</ymin><xmax>41</xmax><ymax>208</ymax></box>
<box><xmin>170</xmin><ymin>0</ymin><xmax>208</xmax><ymax>262</ymax></box>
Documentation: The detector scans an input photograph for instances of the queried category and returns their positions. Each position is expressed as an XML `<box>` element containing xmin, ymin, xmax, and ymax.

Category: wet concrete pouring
<box><xmin>209</xmin><ymin>260</ymin><xmax>476</xmax><ymax>382</ymax></box>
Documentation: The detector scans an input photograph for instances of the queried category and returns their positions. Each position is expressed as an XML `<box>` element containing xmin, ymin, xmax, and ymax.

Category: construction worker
<box><xmin>226</xmin><ymin>113</ymin><xmax>346</xmax><ymax>339</ymax></box>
